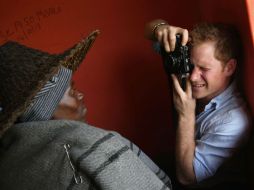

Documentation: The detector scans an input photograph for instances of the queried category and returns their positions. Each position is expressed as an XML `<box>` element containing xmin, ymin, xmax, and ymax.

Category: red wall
<box><xmin>0</xmin><ymin>0</ymin><xmax>253</xmax><ymax>161</ymax></box>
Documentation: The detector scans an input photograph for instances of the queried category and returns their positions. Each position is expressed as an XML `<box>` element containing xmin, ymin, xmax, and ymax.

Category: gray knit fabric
<box><xmin>0</xmin><ymin>120</ymin><xmax>172</xmax><ymax>190</ymax></box>
<box><xmin>111</xmin><ymin>131</ymin><xmax>172</xmax><ymax>187</ymax></box>
<box><xmin>18</xmin><ymin>66</ymin><xmax>72</xmax><ymax>122</ymax></box>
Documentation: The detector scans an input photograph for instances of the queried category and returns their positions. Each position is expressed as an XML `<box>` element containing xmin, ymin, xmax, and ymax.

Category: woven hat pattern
<box><xmin>0</xmin><ymin>30</ymin><xmax>100</xmax><ymax>137</ymax></box>
<box><xmin>60</xmin><ymin>30</ymin><xmax>100</xmax><ymax>71</ymax></box>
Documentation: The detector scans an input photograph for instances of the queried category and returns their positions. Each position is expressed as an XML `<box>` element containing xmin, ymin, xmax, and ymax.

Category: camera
<box><xmin>161</xmin><ymin>34</ymin><xmax>192</xmax><ymax>77</ymax></box>
<box><xmin>160</xmin><ymin>34</ymin><xmax>193</xmax><ymax>90</ymax></box>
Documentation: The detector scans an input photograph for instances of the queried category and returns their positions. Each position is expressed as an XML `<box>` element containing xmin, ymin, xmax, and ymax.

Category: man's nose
<box><xmin>190</xmin><ymin>67</ymin><xmax>200</xmax><ymax>81</ymax></box>
<box><xmin>76</xmin><ymin>91</ymin><xmax>84</xmax><ymax>101</ymax></box>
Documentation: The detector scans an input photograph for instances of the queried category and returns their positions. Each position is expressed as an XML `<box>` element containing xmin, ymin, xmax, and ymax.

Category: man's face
<box><xmin>52</xmin><ymin>81</ymin><xmax>87</xmax><ymax>121</ymax></box>
<box><xmin>190</xmin><ymin>41</ymin><xmax>233</xmax><ymax>103</ymax></box>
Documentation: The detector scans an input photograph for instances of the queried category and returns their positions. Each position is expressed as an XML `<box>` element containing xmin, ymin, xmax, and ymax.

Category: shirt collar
<box><xmin>204</xmin><ymin>81</ymin><xmax>236</xmax><ymax>111</ymax></box>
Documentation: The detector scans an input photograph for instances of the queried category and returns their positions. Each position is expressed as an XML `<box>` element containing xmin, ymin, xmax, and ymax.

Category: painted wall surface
<box><xmin>246</xmin><ymin>0</ymin><xmax>254</xmax><ymax>45</ymax></box>
<box><xmin>244</xmin><ymin>0</ymin><xmax>254</xmax><ymax>114</ymax></box>
<box><xmin>0</xmin><ymin>0</ymin><xmax>253</xmax><ymax>163</ymax></box>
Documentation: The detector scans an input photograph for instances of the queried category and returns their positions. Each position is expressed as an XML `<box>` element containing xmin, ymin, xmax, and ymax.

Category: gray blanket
<box><xmin>0</xmin><ymin>120</ymin><xmax>171</xmax><ymax>190</ymax></box>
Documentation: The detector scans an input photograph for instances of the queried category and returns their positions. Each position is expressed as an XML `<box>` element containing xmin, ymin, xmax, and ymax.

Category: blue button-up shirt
<box><xmin>194</xmin><ymin>81</ymin><xmax>251</xmax><ymax>182</ymax></box>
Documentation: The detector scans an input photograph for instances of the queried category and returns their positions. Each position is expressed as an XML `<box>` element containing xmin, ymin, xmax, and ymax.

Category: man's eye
<box><xmin>201</xmin><ymin>67</ymin><xmax>210</xmax><ymax>71</ymax></box>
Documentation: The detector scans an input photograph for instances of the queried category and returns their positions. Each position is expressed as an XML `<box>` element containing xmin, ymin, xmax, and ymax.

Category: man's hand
<box><xmin>154</xmin><ymin>25</ymin><xmax>189</xmax><ymax>52</ymax></box>
<box><xmin>144</xmin><ymin>19</ymin><xmax>189</xmax><ymax>52</ymax></box>
<box><xmin>171</xmin><ymin>74</ymin><xmax>196</xmax><ymax>118</ymax></box>
<box><xmin>171</xmin><ymin>74</ymin><xmax>196</xmax><ymax>185</ymax></box>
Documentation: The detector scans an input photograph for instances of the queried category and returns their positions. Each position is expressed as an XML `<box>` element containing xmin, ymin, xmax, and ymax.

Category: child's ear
<box><xmin>224</xmin><ymin>59</ymin><xmax>237</xmax><ymax>76</ymax></box>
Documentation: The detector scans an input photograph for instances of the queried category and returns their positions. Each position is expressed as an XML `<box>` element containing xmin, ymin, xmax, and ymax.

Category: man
<box><xmin>0</xmin><ymin>30</ymin><xmax>171</xmax><ymax>190</ymax></box>
<box><xmin>145</xmin><ymin>19</ymin><xmax>251</xmax><ymax>188</ymax></box>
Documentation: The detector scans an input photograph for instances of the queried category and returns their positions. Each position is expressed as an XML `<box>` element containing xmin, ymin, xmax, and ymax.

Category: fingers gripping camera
<box><xmin>160</xmin><ymin>34</ymin><xmax>193</xmax><ymax>89</ymax></box>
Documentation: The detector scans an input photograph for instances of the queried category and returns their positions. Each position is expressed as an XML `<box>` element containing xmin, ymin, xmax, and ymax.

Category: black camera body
<box><xmin>161</xmin><ymin>34</ymin><xmax>192</xmax><ymax>77</ymax></box>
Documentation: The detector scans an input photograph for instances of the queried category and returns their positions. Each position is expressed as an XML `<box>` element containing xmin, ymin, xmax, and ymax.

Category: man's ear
<box><xmin>224</xmin><ymin>58</ymin><xmax>237</xmax><ymax>76</ymax></box>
